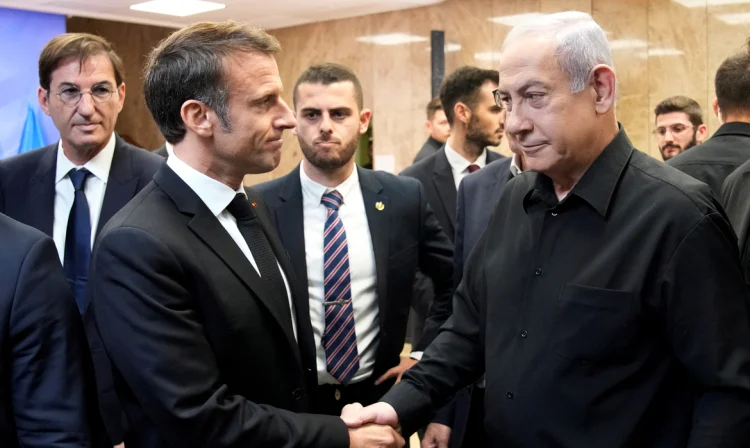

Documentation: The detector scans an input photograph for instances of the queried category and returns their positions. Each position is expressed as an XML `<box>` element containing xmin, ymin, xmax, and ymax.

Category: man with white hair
<box><xmin>340</xmin><ymin>11</ymin><xmax>750</xmax><ymax>447</ymax></box>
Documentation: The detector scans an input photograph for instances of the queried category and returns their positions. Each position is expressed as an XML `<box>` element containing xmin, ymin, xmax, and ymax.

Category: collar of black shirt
<box><xmin>523</xmin><ymin>125</ymin><xmax>634</xmax><ymax>217</ymax></box>
<box><xmin>713</xmin><ymin>121</ymin><xmax>750</xmax><ymax>139</ymax></box>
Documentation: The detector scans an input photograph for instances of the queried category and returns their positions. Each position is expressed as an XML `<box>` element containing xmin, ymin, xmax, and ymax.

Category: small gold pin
<box><xmin>375</xmin><ymin>201</ymin><xmax>385</xmax><ymax>211</ymax></box>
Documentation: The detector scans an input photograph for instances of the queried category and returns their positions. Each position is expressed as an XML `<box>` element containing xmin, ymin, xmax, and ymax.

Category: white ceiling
<box><xmin>0</xmin><ymin>0</ymin><xmax>445</xmax><ymax>30</ymax></box>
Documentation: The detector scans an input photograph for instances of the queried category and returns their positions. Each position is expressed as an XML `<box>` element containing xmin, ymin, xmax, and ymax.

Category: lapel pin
<box><xmin>251</xmin><ymin>202</ymin><xmax>258</xmax><ymax>207</ymax></box>
<box><xmin>375</xmin><ymin>201</ymin><xmax>385</xmax><ymax>211</ymax></box>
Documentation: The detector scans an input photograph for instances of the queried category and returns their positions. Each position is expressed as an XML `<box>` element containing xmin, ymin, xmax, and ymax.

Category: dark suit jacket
<box><xmin>0</xmin><ymin>213</ymin><xmax>101</xmax><ymax>447</ymax></box>
<box><xmin>432</xmin><ymin>158</ymin><xmax>514</xmax><ymax>447</ymax></box>
<box><xmin>255</xmin><ymin>165</ymin><xmax>454</xmax><ymax>384</ymax></box>
<box><xmin>667</xmin><ymin>122</ymin><xmax>750</xmax><ymax>196</ymax></box>
<box><xmin>0</xmin><ymin>134</ymin><xmax>164</xmax><ymax>444</ymax></box>
<box><xmin>413</xmin><ymin>137</ymin><xmax>443</xmax><ymax>164</ymax></box>
<box><xmin>88</xmin><ymin>164</ymin><xmax>349</xmax><ymax>448</ymax></box>
<box><xmin>722</xmin><ymin>157</ymin><xmax>750</xmax><ymax>288</ymax></box>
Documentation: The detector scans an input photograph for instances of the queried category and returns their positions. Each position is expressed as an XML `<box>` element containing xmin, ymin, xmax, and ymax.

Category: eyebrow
<box><xmin>57</xmin><ymin>81</ymin><xmax>114</xmax><ymax>89</ymax></box>
<box><xmin>518</xmin><ymin>80</ymin><xmax>550</xmax><ymax>93</ymax></box>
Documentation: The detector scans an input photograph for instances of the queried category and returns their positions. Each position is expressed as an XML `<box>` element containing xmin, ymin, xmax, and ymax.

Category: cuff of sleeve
<box><xmin>410</xmin><ymin>351</ymin><xmax>424</xmax><ymax>361</ymax></box>
<box><xmin>380</xmin><ymin>381</ymin><xmax>433</xmax><ymax>435</ymax></box>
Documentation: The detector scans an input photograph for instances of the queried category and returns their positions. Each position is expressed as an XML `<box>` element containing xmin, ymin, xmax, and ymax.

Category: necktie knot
<box><xmin>322</xmin><ymin>190</ymin><xmax>343</xmax><ymax>211</ymax></box>
<box><xmin>467</xmin><ymin>164</ymin><xmax>480</xmax><ymax>174</ymax></box>
<box><xmin>68</xmin><ymin>168</ymin><xmax>91</xmax><ymax>191</ymax></box>
<box><xmin>226</xmin><ymin>193</ymin><xmax>256</xmax><ymax>221</ymax></box>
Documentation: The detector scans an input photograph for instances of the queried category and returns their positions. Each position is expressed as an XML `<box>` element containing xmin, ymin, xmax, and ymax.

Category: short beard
<box><xmin>300</xmin><ymin>136</ymin><xmax>359</xmax><ymax>171</ymax></box>
<box><xmin>466</xmin><ymin>114</ymin><xmax>502</xmax><ymax>155</ymax></box>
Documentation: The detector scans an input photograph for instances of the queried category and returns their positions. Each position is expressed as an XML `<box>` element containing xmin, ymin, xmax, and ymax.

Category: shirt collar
<box><xmin>523</xmin><ymin>125</ymin><xmax>634</xmax><ymax>217</ymax></box>
<box><xmin>444</xmin><ymin>139</ymin><xmax>488</xmax><ymax>173</ymax></box>
<box><xmin>55</xmin><ymin>133</ymin><xmax>116</xmax><ymax>184</ymax></box>
<box><xmin>510</xmin><ymin>153</ymin><xmax>523</xmax><ymax>177</ymax></box>
<box><xmin>166</xmin><ymin>149</ymin><xmax>245</xmax><ymax>217</ymax></box>
<box><xmin>299</xmin><ymin>160</ymin><xmax>360</xmax><ymax>206</ymax></box>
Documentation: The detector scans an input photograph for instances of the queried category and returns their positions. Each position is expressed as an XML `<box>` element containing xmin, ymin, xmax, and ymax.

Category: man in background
<box><xmin>670</xmin><ymin>53</ymin><xmax>750</xmax><ymax>195</ymax></box>
<box><xmin>413</xmin><ymin>97</ymin><xmax>451</xmax><ymax>163</ymax></box>
<box><xmin>0</xmin><ymin>32</ymin><xmax>162</xmax><ymax>446</ymax></box>
<box><xmin>654</xmin><ymin>95</ymin><xmax>707</xmax><ymax>161</ymax></box>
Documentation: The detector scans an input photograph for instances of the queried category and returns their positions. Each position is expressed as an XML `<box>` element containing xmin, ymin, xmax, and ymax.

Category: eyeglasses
<box><xmin>55</xmin><ymin>85</ymin><xmax>117</xmax><ymax>107</ymax></box>
<box><xmin>653</xmin><ymin>124</ymin><xmax>695</xmax><ymax>137</ymax></box>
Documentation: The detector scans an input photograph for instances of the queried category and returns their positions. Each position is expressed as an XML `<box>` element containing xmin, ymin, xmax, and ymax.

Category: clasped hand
<box><xmin>341</xmin><ymin>402</ymin><xmax>403</xmax><ymax>448</ymax></box>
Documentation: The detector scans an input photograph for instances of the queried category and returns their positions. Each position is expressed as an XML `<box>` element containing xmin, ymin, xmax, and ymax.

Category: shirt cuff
<box><xmin>410</xmin><ymin>351</ymin><xmax>424</xmax><ymax>361</ymax></box>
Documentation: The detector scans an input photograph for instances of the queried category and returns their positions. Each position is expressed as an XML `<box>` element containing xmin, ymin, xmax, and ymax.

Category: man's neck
<box><xmin>173</xmin><ymin>143</ymin><xmax>244</xmax><ymax>190</ymax></box>
<box><xmin>722</xmin><ymin>115</ymin><xmax>750</xmax><ymax>125</ymax></box>
<box><xmin>448</xmin><ymin>132</ymin><xmax>483</xmax><ymax>163</ymax></box>
<box><xmin>62</xmin><ymin>138</ymin><xmax>109</xmax><ymax>166</ymax></box>
<box><xmin>302</xmin><ymin>159</ymin><xmax>355</xmax><ymax>188</ymax></box>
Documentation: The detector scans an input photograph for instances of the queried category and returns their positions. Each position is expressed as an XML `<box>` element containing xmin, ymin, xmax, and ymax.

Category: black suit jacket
<box><xmin>255</xmin><ymin>165</ymin><xmax>454</xmax><ymax>383</ymax></box>
<box><xmin>722</xmin><ymin>156</ymin><xmax>750</xmax><ymax>288</ymax></box>
<box><xmin>0</xmin><ymin>134</ymin><xmax>164</xmax><ymax>443</ymax></box>
<box><xmin>433</xmin><ymin>158</ymin><xmax>514</xmax><ymax>447</ymax></box>
<box><xmin>88</xmin><ymin>164</ymin><xmax>349</xmax><ymax>448</ymax></box>
<box><xmin>667</xmin><ymin>122</ymin><xmax>750</xmax><ymax>196</ymax></box>
<box><xmin>413</xmin><ymin>137</ymin><xmax>443</xmax><ymax>164</ymax></box>
<box><xmin>0</xmin><ymin>213</ymin><xmax>101</xmax><ymax>447</ymax></box>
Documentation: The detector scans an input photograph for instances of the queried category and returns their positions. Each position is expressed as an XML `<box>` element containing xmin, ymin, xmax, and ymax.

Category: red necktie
<box><xmin>468</xmin><ymin>164</ymin><xmax>480</xmax><ymax>173</ymax></box>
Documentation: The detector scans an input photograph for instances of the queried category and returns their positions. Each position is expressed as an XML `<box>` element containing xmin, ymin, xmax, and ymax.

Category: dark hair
<box><xmin>144</xmin><ymin>21</ymin><xmax>281</xmax><ymax>144</ymax></box>
<box><xmin>426</xmin><ymin>97</ymin><xmax>443</xmax><ymax>120</ymax></box>
<box><xmin>654</xmin><ymin>96</ymin><xmax>704</xmax><ymax>127</ymax></box>
<box><xmin>39</xmin><ymin>33</ymin><xmax>125</xmax><ymax>91</ymax></box>
<box><xmin>715</xmin><ymin>51</ymin><xmax>750</xmax><ymax>117</ymax></box>
<box><xmin>439</xmin><ymin>66</ymin><xmax>499</xmax><ymax>126</ymax></box>
<box><xmin>293</xmin><ymin>63</ymin><xmax>363</xmax><ymax>109</ymax></box>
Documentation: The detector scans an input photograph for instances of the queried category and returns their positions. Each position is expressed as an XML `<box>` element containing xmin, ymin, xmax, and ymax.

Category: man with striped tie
<box><xmin>256</xmin><ymin>63</ymin><xmax>454</xmax><ymax>420</ymax></box>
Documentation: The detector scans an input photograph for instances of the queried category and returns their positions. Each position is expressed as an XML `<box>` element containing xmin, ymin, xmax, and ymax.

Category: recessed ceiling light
<box><xmin>356</xmin><ymin>33</ymin><xmax>428</xmax><ymax>46</ymax></box>
<box><xmin>488</xmin><ymin>13</ymin><xmax>546</xmax><ymax>27</ymax></box>
<box><xmin>716</xmin><ymin>12</ymin><xmax>750</xmax><ymax>23</ymax></box>
<box><xmin>673</xmin><ymin>0</ymin><xmax>750</xmax><ymax>7</ymax></box>
<box><xmin>130</xmin><ymin>0</ymin><xmax>225</xmax><ymax>17</ymax></box>
<box><xmin>647</xmin><ymin>48</ymin><xmax>685</xmax><ymax>57</ymax></box>
<box><xmin>474</xmin><ymin>51</ymin><xmax>504</xmax><ymax>61</ymax></box>
<box><xmin>425</xmin><ymin>43</ymin><xmax>462</xmax><ymax>52</ymax></box>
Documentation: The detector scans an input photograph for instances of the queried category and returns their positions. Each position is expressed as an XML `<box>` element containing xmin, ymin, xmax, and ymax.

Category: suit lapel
<box><xmin>29</xmin><ymin>145</ymin><xmax>57</xmax><ymax>236</ymax></box>
<box><xmin>153</xmin><ymin>166</ymin><xmax>300</xmax><ymax>361</ymax></box>
<box><xmin>432</xmin><ymin>149</ymin><xmax>457</xmax><ymax>235</ymax></box>
<box><xmin>98</xmin><ymin>136</ymin><xmax>139</xmax><ymax>237</ymax></box>
<box><xmin>359</xmin><ymin>168</ymin><xmax>389</xmax><ymax>331</ymax></box>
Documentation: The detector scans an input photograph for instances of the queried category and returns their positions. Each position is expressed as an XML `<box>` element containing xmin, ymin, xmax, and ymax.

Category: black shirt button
<box><xmin>292</xmin><ymin>388</ymin><xmax>304</xmax><ymax>400</ymax></box>
<box><xmin>520</xmin><ymin>330</ymin><xmax>528</xmax><ymax>338</ymax></box>
<box><xmin>507</xmin><ymin>391</ymin><xmax>514</xmax><ymax>399</ymax></box>
<box><xmin>534</xmin><ymin>268</ymin><xmax>542</xmax><ymax>276</ymax></box>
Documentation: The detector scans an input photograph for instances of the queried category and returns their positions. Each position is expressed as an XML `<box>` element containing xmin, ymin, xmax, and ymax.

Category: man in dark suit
<box><xmin>256</xmin><ymin>63</ymin><xmax>453</xmax><ymax>419</ymax></box>
<box><xmin>668</xmin><ymin>52</ymin><xmax>750</xmax><ymax>195</ymax></box>
<box><xmin>0</xmin><ymin>32</ymin><xmax>162</xmax><ymax>446</ymax></box>
<box><xmin>0</xmin><ymin>213</ymin><xmax>101</xmax><ymax>447</ymax></box>
<box><xmin>424</xmin><ymin>152</ymin><xmax>522</xmax><ymax>448</ymax></box>
<box><xmin>401</xmin><ymin>66</ymin><xmax>505</xmax><ymax>375</ymax></box>
<box><xmin>344</xmin><ymin>12</ymin><xmax>750</xmax><ymax>447</ymax></box>
<box><xmin>413</xmin><ymin>97</ymin><xmax>451</xmax><ymax>163</ymax></box>
<box><xmin>88</xmin><ymin>22</ymin><xmax>402</xmax><ymax>448</ymax></box>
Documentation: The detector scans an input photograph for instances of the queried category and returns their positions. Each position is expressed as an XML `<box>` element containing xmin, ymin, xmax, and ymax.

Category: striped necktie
<box><xmin>321</xmin><ymin>190</ymin><xmax>360</xmax><ymax>384</ymax></box>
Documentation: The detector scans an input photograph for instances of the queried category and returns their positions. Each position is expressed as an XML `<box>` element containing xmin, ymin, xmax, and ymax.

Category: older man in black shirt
<box><xmin>341</xmin><ymin>11</ymin><xmax>750</xmax><ymax>447</ymax></box>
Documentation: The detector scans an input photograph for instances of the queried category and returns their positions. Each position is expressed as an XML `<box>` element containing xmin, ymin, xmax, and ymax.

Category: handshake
<box><xmin>341</xmin><ymin>402</ymin><xmax>404</xmax><ymax>448</ymax></box>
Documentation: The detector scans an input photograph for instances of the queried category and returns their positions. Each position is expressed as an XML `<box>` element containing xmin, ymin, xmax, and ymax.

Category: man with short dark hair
<box><xmin>344</xmin><ymin>12</ymin><xmax>750</xmax><ymax>447</ymax></box>
<box><xmin>0</xmin><ymin>32</ymin><xmax>162</xmax><ymax>446</ymax></box>
<box><xmin>256</xmin><ymin>63</ymin><xmax>453</xmax><ymax>421</ymax></box>
<box><xmin>413</xmin><ymin>98</ymin><xmax>451</xmax><ymax>163</ymax></box>
<box><xmin>673</xmin><ymin>52</ymin><xmax>750</xmax><ymax>196</ymax></box>
<box><xmin>653</xmin><ymin>95</ymin><xmax>707</xmax><ymax>161</ymax></box>
<box><xmin>88</xmin><ymin>22</ymin><xmax>399</xmax><ymax>448</ymax></box>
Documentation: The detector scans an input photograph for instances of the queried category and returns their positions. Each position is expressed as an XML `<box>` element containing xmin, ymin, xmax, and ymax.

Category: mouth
<box><xmin>314</xmin><ymin>141</ymin><xmax>340</xmax><ymax>148</ymax></box>
<box><xmin>519</xmin><ymin>142</ymin><xmax>547</xmax><ymax>153</ymax></box>
<box><xmin>266</xmin><ymin>139</ymin><xmax>283</xmax><ymax>150</ymax></box>
<box><xmin>75</xmin><ymin>123</ymin><xmax>100</xmax><ymax>132</ymax></box>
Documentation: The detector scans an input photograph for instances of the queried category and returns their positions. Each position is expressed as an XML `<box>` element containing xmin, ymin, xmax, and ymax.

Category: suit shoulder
<box><xmin>462</xmin><ymin>158</ymin><xmax>511</xmax><ymax>190</ymax></box>
<box><xmin>400</xmin><ymin>153</ymin><xmax>436</xmax><ymax>179</ymax></box>
<box><xmin>0</xmin><ymin>144</ymin><xmax>54</xmax><ymax>173</ymax></box>
<box><xmin>368</xmin><ymin>168</ymin><xmax>420</xmax><ymax>189</ymax></box>
<box><xmin>253</xmin><ymin>173</ymin><xmax>288</xmax><ymax>199</ymax></box>
<box><xmin>119</xmin><ymin>142</ymin><xmax>164</xmax><ymax>174</ymax></box>
<box><xmin>0</xmin><ymin>213</ymin><xmax>49</xmax><ymax>258</ymax></box>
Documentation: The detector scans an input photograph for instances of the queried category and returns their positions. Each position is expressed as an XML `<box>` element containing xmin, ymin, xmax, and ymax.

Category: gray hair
<box><xmin>502</xmin><ymin>11</ymin><xmax>613</xmax><ymax>93</ymax></box>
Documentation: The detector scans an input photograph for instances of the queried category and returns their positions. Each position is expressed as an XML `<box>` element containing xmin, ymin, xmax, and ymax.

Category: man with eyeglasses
<box><xmin>653</xmin><ymin>96</ymin><xmax>707</xmax><ymax>162</ymax></box>
<box><xmin>669</xmin><ymin>52</ymin><xmax>750</xmax><ymax>197</ymax></box>
<box><xmin>0</xmin><ymin>33</ymin><xmax>162</xmax><ymax>447</ymax></box>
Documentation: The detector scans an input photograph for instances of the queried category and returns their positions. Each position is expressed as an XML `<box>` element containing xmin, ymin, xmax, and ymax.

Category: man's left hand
<box><xmin>375</xmin><ymin>356</ymin><xmax>418</xmax><ymax>385</ymax></box>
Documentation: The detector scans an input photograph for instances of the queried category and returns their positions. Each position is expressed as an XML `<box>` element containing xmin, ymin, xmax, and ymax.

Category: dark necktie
<box><xmin>64</xmin><ymin>168</ymin><xmax>91</xmax><ymax>314</ymax></box>
<box><xmin>468</xmin><ymin>164</ymin><xmax>481</xmax><ymax>173</ymax></box>
<box><xmin>321</xmin><ymin>190</ymin><xmax>360</xmax><ymax>384</ymax></box>
<box><xmin>226</xmin><ymin>194</ymin><xmax>292</xmax><ymax>322</ymax></box>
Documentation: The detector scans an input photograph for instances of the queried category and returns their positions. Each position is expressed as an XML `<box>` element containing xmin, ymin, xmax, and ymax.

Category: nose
<box><xmin>319</xmin><ymin>112</ymin><xmax>334</xmax><ymax>134</ymax></box>
<box><xmin>274</xmin><ymin>97</ymin><xmax>296</xmax><ymax>130</ymax></box>
<box><xmin>504</xmin><ymin>105</ymin><xmax>531</xmax><ymax>137</ymax></box>
<box><xmin>76</xmin><ymin>92</ymin><xmax>96</xmax><ymax>117</ymax></box>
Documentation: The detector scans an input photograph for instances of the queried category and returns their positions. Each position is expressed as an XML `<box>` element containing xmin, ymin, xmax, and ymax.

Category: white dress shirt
<box><xmin>166</xmin><ymin>152</ymin><xmax>297</xmax><ymax>340</ymax></box>
<box><xmin>510</xmin><ymin>153</ymin><xmax>523</xmax><ymax>177</ymax></box>
<box><xmin>300</xmin><ymin>162</ymin><xmax>379</xmax><ymax>385</ymax></box>
<box><xmin>444</xmin><ymin>139</ymin><xmax>488</xmax><ymax>190</ymax></box>
<box><xmin>53</xmin><ymin>133</ymin><xmax>116</xmax><ymax>263</ymax></box>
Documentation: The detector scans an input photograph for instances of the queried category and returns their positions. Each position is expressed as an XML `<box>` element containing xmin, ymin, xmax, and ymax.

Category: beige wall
<box><xmin>241</xmin><ymin>0</ymin><xmax>750</xmax><ymax>185</ymax></box>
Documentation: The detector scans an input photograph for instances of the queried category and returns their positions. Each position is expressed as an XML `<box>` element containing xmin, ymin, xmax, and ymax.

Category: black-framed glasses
<box><xmin>56</xmin><ymin>85</ymin><xmax>116</xmax><ymax>107</ymax></box>
<box><xmin>653</xmin><ymin>124</ymin><xmax>695</xmax><ymax>137</ymax></box>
